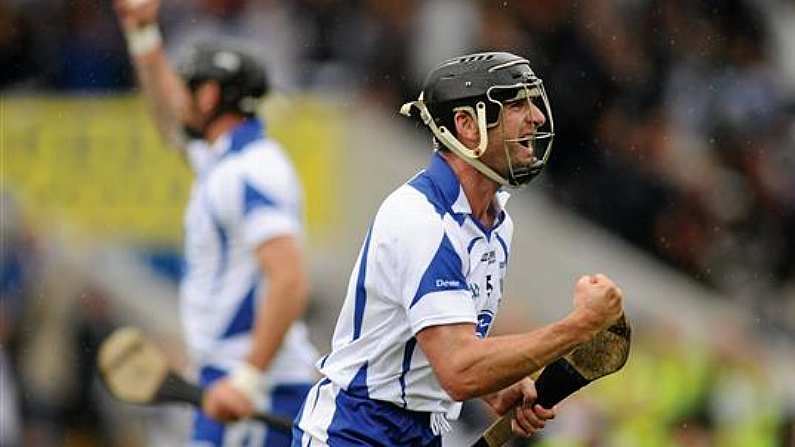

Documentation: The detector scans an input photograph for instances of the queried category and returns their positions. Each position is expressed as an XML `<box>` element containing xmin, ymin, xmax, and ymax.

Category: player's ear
<box><xmin>195</xmin><ymin>80</ymin><xmax>221</xmax><ymax>115</ymax></box>
<box><xmin>454</xmin><ymin>110</ymin><xmax>479</xmax><ymax>145</ymax></box>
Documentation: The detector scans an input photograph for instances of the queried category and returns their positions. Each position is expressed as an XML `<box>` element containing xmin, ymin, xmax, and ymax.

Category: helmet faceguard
<box><xmin>401</xmin><ymin>52</ymin><xmax>554</xmax><ymax>187</ymax></box>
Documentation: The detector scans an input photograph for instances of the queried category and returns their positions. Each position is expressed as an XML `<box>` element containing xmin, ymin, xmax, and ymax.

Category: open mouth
<box><xmin>513</xmin><ymin>132</ymin><xmax>535</xmax><ymax>148</ymax></box>
<box><xmin>515</xmin><ymin>136</ymin><xmax>538</xmax><ymax>162</ymax></box>
<box><xmin>514</xmin><ymin>135</ymin><xmax>535</xmax><ymax>151</ymax></box>
<box><xmin>506</xmin><ymin>135</ymin><xmax>536</xmax><ymax>158</ymax></box>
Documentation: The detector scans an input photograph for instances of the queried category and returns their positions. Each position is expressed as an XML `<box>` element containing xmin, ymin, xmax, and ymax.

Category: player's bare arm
<box><xmin>202</xmin><ymin>235</ymin><xmax>309</xmax><ymax>421</ymax></box>
<box><xmin>247</xmin><ymin>236</ymin><xmax>310</xmax><ymax>369</ymax></box>
<box><xmin>113</xmin><ymin>0</ymin><xmax>192</xmax><ymax>150</ymax></box>
<box><xmin>416</xmin><ymin>274</ymin><xmax>623</xmax><ymax>401</ymax></box>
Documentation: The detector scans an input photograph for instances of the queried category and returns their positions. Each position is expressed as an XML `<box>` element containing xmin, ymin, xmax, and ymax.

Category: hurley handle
<box><xmin>470</xmin><ymin>357</ymin><xmax>593</xmax><ymax>447</ymax></box>
<box><xmin>156</xmin><ymin>372</ymin><xmax>294</xmax><ymax>433</ymax></box>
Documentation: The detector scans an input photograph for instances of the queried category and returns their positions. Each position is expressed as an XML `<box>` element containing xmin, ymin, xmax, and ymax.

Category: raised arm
<box><xmin>113</xmin><ymin>0</ymin><xmax>192</xmax><ymax>150</ymax></box>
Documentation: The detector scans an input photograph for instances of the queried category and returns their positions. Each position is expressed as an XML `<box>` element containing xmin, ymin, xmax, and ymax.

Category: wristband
<box><xmin>125</xmin><ymin>24</ymin><xmax>162</xmax><ymax>56</ymax></box>
<box><xmin>228</xmin><ymin>362</ymin><xmax>264</xmax><ymax>402</ymax></box>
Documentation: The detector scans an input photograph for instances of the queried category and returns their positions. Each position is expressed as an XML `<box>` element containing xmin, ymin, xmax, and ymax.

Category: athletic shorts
<box><xmin>292</xmin><ymin>378</ymin><xmax>441</xmax><ymax>447</ymax></box>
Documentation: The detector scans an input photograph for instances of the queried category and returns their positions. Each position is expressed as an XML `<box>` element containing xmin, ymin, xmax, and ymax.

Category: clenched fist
<box><xmin>113</xmin><ymin>0</ymin><xmax>160</xmax><ymax>32</ymax></box>
<box><xmin>203</xmin><ymin>378</ymin><xmax>255</xmax><ymax>422</ymax></box>
<box><xmin>571</xmin><ymin>274</ymin><xmax>623</xmax><ymax>336</ymax></box>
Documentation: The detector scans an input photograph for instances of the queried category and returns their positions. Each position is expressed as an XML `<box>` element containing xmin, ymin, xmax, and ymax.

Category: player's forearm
<box><xmin>131</xmin><ymin>47</ymin><xmax>191</xmax><ymax>149</ymax></box>
<box><xmin>245</xmin><ymin>274</ymin><xmax>309</xmax><ymax>370</ymax></box>
<box><xmin>116</xmin><ymin>1</ymin><xmax>187</xmax><ymax>148</ymax></box>
<box><xmin>436</xmin><ymin>316</ymin><xmax>592</xmax><ymax>401</ymax></box>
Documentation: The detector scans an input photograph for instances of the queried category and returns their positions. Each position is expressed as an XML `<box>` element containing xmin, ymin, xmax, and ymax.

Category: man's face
<box><xmin>481</xmin><ymin>96</ymin><xmax>547</xmax><ymax>178</ymax></box>
<box><xmin>184</xmin><ymin>80</ymin><xmax>221</xmax><ymax>138</ymax></box>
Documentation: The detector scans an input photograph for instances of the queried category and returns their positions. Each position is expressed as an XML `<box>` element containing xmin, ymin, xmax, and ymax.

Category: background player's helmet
<box><xmin>178</xmin><ymin>43</ymin><xmax>268</xmax><ymax>117</ymax></box>
<box><xmin>401</xmin><ymin>52</ymin><xmax>554</xmax><ymax>187</ymax></box>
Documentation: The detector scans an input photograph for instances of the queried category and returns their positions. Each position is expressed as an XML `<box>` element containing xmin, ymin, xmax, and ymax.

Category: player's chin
<box><xmin>512</xmin><ymin>152</ymin><xmax>535</xmax><ymax>168</ymax></box>
<box><xmin>513</xmin><ymin>143</ymin><xmax>534</xmax><ymax>160</ymax></box>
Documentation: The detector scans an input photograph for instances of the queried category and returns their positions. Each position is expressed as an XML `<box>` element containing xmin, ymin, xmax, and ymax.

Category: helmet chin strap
<box><xmin>401</xmin><ymin>95</ymin><xmax>512</xmax><ymax>187</ymax></box>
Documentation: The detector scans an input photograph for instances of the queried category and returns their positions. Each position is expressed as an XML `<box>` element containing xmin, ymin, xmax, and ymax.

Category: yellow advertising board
<box><xmin>1</xmin><ymin>95</ymin><xmax>340</xmax><ymax>245</ymax></box>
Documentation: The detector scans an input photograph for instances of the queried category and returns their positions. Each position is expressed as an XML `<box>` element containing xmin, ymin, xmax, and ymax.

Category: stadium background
<box><xmin>2</xmin><ymin>0</ymin><xmax>794</xmax><ymax>446</ymax></box>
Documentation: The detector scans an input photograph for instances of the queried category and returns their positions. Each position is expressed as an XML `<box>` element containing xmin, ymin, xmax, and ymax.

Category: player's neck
<box><xmin>442</xmin><ymin>152</ymin><xmax>499</xmax><ymax>228</ymax></box>
<box><xmin>205</xmin><ymin>114</ymin><xmax>247</xmax><ymax>145</ymax></box>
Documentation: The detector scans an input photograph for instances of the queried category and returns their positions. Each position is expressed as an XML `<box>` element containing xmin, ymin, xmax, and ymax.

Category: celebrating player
<box><xmin>292</xmin><ymin>52</ymin><xmax>624</xmax><ymax>445</ymax></box>
<box><xmin>114</xmin><ymin>1</ymin><xmax>318</xmax><ymax>445</ymax></box>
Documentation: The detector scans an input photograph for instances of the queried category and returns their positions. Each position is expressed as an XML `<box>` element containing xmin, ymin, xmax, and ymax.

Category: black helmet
<box><xmin>401</xmin><ymin>51</ymin><xmax>554</xmax><ymax>187</ymax></box>
<box><xmin>178</xmin><ymin>43</ymin><xmax>268</xmax><ymax>116</ymax></box>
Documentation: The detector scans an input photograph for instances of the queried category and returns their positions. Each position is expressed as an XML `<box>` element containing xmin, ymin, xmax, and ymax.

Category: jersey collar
<box><xmin>425</xmin><ymin>152</ymin><xmax>511</xmax><ymax>219</ymax></box>
<box><xmin>211</xmin><ymin>117</ymin><xmax>266</xmax><ymax>159</ymax></box>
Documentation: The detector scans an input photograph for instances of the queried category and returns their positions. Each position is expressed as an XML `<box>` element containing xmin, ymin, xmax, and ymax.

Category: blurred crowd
<box><xmin>2</xmin><ymin>0</ymin><xmax>795</xmax><ymax>445</ymax></box>
<box><xmin>531</xmin><ymin>320</ymin><xmax>795</xmax><ymax>447</ymax></box>
<box><xmin>1</xmin><ymin>193</ymin><xmax>121</xmax><ymax>446</ymax></box>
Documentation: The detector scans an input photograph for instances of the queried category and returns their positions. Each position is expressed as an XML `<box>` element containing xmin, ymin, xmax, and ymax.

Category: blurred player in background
<box><xmin>114</xmin><ymin>0</ymin><xmax>318</xmax><ymax>445</ymax></box>
<box><xmin>292</xmin><ymin>52</ymin><xmax>625</xmax><ymax>446</ymax></box>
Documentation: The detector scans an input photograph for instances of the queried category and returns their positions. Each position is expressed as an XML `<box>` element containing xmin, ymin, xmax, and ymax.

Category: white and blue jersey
<box><xmin>294</xmin><ymin>152</ymin><xmax>513</xmax><ymax>446</ymax></box>
<box><xmin>180</xmin><ymin>118</ymin><xmax>318</xmax><ymax>447</ymax></box>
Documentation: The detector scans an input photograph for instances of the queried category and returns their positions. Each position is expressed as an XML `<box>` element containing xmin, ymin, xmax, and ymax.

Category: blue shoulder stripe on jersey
<box><xmin>412</xmin><ymin>153</ymin><xmax>511</xmax><ymax>237</ymax></box>
<box><xmin>424</xmin><ymin>152</ymin><xmax>462</xmax><ymax>210</ymax></box>
<box><xmin>496</xmin><ymin>232</ymin><xmax>509</xmax><ymax>262</ymax></box>
<box><xmin>220</xmin><ymin>280</ymin><xmax>257</xmax><ymax>338</ymax></box>
<box><xmin>224</xmin><ymin>117</ymin><xmax>265</xmax><ymax>158</ymax></box>
<box><xmin>410</xmin><ymin>233</ymin><xmax>467</xmax><ymax>309</ymax></box>
<box><xmin>353</xmin><ymin>227</ymin><xmax>373</xmax><ymax>341</ymax></box>
<box><xmin>243</xmin><ymin>180</ymin><xmax>278</xmax><ymax>215</ymax></box>
<box><xmin>408</xmin><ymin>174</ymin><xmax>444</xmax><ymax>216</ymax></box>
<box><xmin>408</xmin><ymin>153</ymin><xmax>467</xmax><ymax>226</ymax></box>
<box><xmin>399</xmin><ymin>338</ymin><xmax>417</xmax><ymax>408</ymax></box>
